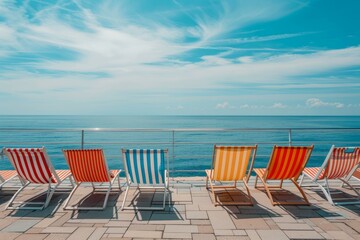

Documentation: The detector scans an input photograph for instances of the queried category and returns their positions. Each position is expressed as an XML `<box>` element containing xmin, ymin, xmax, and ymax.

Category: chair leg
<box><xmin>256</xmin><ymin>176</ymin><xmax>277</xmax><ymax>205</ymax></box>
<box><xmin>121</xmin><ymin>183</ymin><xmax>131</xmax><ymax>210</ymax></box>
<box><xmin>5</xmin><ymin>182</ymin><xmax>30</xmax><ymax>210</ymax></box>
<box><xmin>317</xmin><ymin>179</ymin><xmax>334</xmax><ymax>205</ymax></box>
<box><xmin>299</xmin><ymin>174</ymin><xmax>305</xmax><ymax>186</ymax></box>
<box><xmin>44</xmin><ymin>182</ymin><xmax>61</xmax><ymax>209</ymax></box>
<box><xmin>339</xmin><ymin>178</ymin><xmax>360</xmax><ymax>196</ymax></box>
<box><xmin>101</xmin><ymin>183</ymin><xmax>112</xmax><ymax>209</ymax></box>
<box><xmin>63</xmin><ymin>183</ymin><xmax>81</xmax><ymax>210</ymax></box>
<box><xmin>290</xmin><ymin>179</ymin><xmax>310</xmax><ymax>205</ymax></box>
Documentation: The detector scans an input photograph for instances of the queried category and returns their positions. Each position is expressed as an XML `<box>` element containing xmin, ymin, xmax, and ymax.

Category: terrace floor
<box><xmin>0</xmin><ymin>177</ymin><xmax>359</xmax><ymax>240</ymax></box>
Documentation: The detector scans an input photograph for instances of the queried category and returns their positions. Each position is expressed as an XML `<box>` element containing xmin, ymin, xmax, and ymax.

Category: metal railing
<box><xmin>1</xmin><ymin>128</ymin><xmax>360</xmax><ymax>176</ymax></box>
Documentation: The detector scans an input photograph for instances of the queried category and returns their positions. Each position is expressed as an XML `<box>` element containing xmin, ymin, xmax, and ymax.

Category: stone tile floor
<box><xmin>0</xmin><ymin>177</ymin><xmax>359</xmax><ymax>240</ymax></box>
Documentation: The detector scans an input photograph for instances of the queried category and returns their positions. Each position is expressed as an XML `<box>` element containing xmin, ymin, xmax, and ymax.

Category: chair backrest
<box><xmin>63</xmin><ymin>149</ymin><xmax>111</xmax><ymax>183</ymax></box>
<box><xmin>265</xmin><ymin>145</ymin><xmax>314</xmax><ymax>180</ymax></box>
<box><xmin>3</xmin><ymin>147</ymin><xmax>58</xmax><ymax>184</ymax></box>
<box><xmin>319</xmin><ymin>146</ymin><xmax>360</xmax><ymax>179</ymax></box>
<box><xmin>211</xmin><ymin>145</ymin><xmax>257</xmax><ymax>181</ymax></box>
<box><xmin>122</xmin><ymin>149</ymin><xmax>167</xmax><ymax>185</ymax></box>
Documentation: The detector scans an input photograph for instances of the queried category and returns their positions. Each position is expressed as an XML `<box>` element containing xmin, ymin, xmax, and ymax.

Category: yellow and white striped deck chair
<box><xmin>205</xmin><ymin>145</ymin><xmax>257</xmax><ymax>206</ymax></box>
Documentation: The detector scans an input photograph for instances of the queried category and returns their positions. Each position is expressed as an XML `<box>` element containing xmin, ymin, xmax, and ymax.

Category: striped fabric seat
<box><xmin>5</xmin><ymin>148</ymin><xmax>58</xmax><ymax>184</ymax></box>
<box><xmin>266</xmin><ymin>146</ymin><xmax>312</xmax><ymax>180</ymax></box>
<box><xmin>300</xmin><ymin>146</ymin><xmax>360</xmax><ymax>206</ymax></box>
<box><xmin>211</xmin><ymin>146</ymin><xmax>253</xmax><ymax>181</ymax></box>
<box><xmin>62</xmin><ymin>149</ymin><xmax>121</xmax><ymax>210</ymax></box>
<box><xmin>63</xmin><ymin>149</ymin><xmax>114</xmax><ymax>183</ymax></box>
<box><xmin>206</xmin><ymin>145</ymin><xmax>257</xmax><ymax>206</ymax></box>
<box><xmin>121</xmin><ymin>148</ymin><xmax>169</xmax><ymax>210</ymax></box>
<box><xmin>124</xmin><ymin>149</ymin><xmax>166</xmax><ymax>185</ymax></box>
<box><xmin>254</xmin><ymin>145</ymin><xmax>314</xmax><ymax>206</ymax></box>
<box><xmin>2</xmin><ymin>147</ymin><xmax>73</xmax><ymax>210</ymax></box>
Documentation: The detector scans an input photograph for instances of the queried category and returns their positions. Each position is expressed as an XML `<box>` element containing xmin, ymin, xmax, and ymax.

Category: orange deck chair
<box><xmin>205</xmin><ymin>145</ymin><xmax>257</xmax><ymax>206</ymax></box>
<box><xmin>63</xmin><ymin>149</ymin><xmax>121</xmax><ymax>210</ymax></box>
<box><xmin>254</xmin><ymin>145</ymin><xmax>314</xmax><ymax>206</ymax></box>
<box><xmin>0</xmin><ymin>170</ymin><xmax>17</xmax><ymax>189</ymax></box>
<box><xmin>3</xmin><ymin>147</ymin><xmax>73</xmax><ymax>210</ymax></box>
<box><xmin>300</xmin><ymin>146</ymin><xmax>360</xmax><ymax>205</ymax></box>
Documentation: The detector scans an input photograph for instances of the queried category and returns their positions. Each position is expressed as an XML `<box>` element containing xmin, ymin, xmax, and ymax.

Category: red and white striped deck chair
<box><xmin>63</xmin><ymin>149</ymin><xmax>121</xmax><ymax>210</ymax></box>
<box><xmin>254</xmin><ymin>145</ymin><xmax>314</xmax><ymax>206</ymax></box>
<box><xmin>300</xmin><ymin>145</ymin><xmax>360</xmax><ymax>205</ymax></box>
<box><xmin>0</xmin><ymin>170</ymin><xmax>17</xmax><ymax>189</ymax></box>
<box><xmin>2</xmin><ymin>147</ymin><xmax>73</xmax><ymax>210</ymax></box>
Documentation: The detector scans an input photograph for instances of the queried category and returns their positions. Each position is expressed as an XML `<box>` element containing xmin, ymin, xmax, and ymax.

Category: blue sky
<box><xmin>0</xmin><ymin>0</ymin><xmax>359</xmax><ymax>115</ymax></box>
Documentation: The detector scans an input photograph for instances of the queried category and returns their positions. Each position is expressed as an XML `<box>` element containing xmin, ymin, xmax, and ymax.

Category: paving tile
<box><xmin>25</xmin><ymin>228</ymin><xmax>46</xmax><ymax>234</ymax></box>
<box><xmin>2</xmin><ymin>219</ymin><xmax>40</xmax><ymax>232</ymax></box>
<box><xmin>231</xmin><ymin>215</ymin><xmax>270</xmax><ymax>230</ymax></box>
<box><xmin>214</xmin><ymin>230</ymin><xmax>234</xmax><ymax>236</ymax></box>
<box><xmin>191</xmin><ymin>220</ymin><xmax>211</xmax><ymax>225</ymax></box>
<box><xmin>105</xmin><ymin>228</ymin><xmax>127</xmax><ymax>234</ymax></box>
<box><xmin>284</xmin><ymin>230</ymin><xmax>324</xmax><ymax>239</ymax></box>
<box><xmin>277</xmin><ymin>223</ymin><xmax>313</xmax><ymax>230</ymax></box>
<box><xmin>66</xmin><ymin>227</ymin><xmax>95</xmax><ymax>240</ymax></box>
<box><xmin>325</xmin><ymin>231</ymin><xmax>355</xmax><ymax>240</ymax></box>
<box><xmin>257</xmin><ymin>230</ymin><xmax>289</xmax><ymax>240</ymax></box>
<box><xmin>207</xmin><ymin>211</ymin><xmax>235</xmax><ymax>230</ymax></box>
<box><xmin>186</xmin><ymin>211</ymin><xmax>208</xmax><ymax>220</ymax></box>
<box><xmin>164</xmin><ymin>225</ymin><xmax>198</xmax><ymax>233</ymax></box>
<box><xmin>246</xmin><ymin>230</ymin><xmax>261</xmax><ymax>240</ymax></box>
<box><xmin>162</xmin><ymin>232</ymin><xmax>192</xmax><ymax>239</ymax></box>
<box><xmin>128</xmin><ymin>224</ymin><xmax>165</xmax><ymax>231</ymax></box>
<box><xmin>42</xmin><ymin>227</ymin><xmax>77</xmax><ymax>234</ymax></box>
<box><xmin>43</xmin><ymin>233</ymin><xmax>71</xmax><ymax>240</ymax></box>
<box><xmin>124</xmin><ymin>230</ymin><xmax>162</xmax><ymax>238</ymax></box>
<box><xmin>192</xmin><ymin>233</ymin><xmax>216</xmax><ymax>240</ymax></box>
<box><xmin>0</xmin><ymin>232</ymin><xmax>21</xmax><ymax>240</ymax></box>
<box><xmin>198</xmin><ymin>225</ymin><xmax>214</xmax><ymax>234</ymax></box>
<box><xmin>15</xmin><ymin>233</ymin><xmax>48</xmax><ymax>240</ymax></box>
<box><xmin>34</xmin><ymin>216</ymin><xmax>61</xmax><ymax>228</ymax></box>
<box><xmin>88</xmin><ymin>227</ymin><xmax>107</xmax><ymax>240</ymax></box>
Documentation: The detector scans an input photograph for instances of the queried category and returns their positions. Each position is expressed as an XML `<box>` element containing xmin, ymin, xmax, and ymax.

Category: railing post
<box><xmin>81</xmin><ymin>130</ymin><xmax>85</xmax><ymax>149</ymax></box>
<box><xmin>288</xmin><ymin>129</ymin><xmax>292</xmax><ymax>146</ymax></box>
<box><xmin>172</xmin><ymin>130</ymin><xmax>175</xmax><ymax>176</ymax></box>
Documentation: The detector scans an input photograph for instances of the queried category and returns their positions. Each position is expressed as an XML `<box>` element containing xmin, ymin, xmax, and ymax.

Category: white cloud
<box><xmin>306</xmin><ymin>98</ymin><xmax>344</xmax><ymax>108</ymax></box>
<box><xmin>271</xmin><ymin>103</ymin><xmax>286</xmax><ymax>108</ymax></box>
<box><xmin>216</xmin><ymin>102</ymin><xmax>229</xmax><ymax>109</ymax></box>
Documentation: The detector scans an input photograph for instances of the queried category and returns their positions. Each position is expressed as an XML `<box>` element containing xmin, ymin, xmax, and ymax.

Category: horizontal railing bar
<box><xmin>1</xmin><ymin>127</ymin><xmax>360</xmax><ymax>132</ymax></box>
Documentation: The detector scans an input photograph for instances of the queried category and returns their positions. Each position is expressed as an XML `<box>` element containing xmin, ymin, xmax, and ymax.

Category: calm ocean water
<box><xmin>1</xmin><ymin>115</ymin><xmax>360</xmax><ymax>177</ymax></box>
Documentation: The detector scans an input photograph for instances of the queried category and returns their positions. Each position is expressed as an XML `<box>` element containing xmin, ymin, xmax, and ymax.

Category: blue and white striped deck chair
<box><xmin>121</xmin><ymin>149</ymin><xmax>169</xmax><ymax>210</ymax></box>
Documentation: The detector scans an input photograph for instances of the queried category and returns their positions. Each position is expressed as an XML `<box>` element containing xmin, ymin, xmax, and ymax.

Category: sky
<box><xmin>0</xmin><ymin>0</ymin><xmax>359</xmax><ymax>115</ymax></box>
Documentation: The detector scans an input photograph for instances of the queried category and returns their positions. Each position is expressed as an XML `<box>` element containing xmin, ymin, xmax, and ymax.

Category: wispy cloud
<box><xmin>306</xmin><ymin>98</ymin><xmax>344</xmax><ymax>108</ymax></box>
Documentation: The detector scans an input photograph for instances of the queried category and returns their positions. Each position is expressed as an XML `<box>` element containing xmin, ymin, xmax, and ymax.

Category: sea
<box><xmin>0</xmin><ymin>115</ymin><xmax>359</xmax><ymax>177</ymax></box>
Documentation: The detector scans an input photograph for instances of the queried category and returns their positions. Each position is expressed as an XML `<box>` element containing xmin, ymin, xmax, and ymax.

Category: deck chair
<box><xmin>300</xmin><ymin>145</ymin><xmax>360</xmax><ymax>205</ymax></box>
<box><xmin>2</xmin><ymin>147</ymin><xmax>73</xmax><ymax>210</ymax></box>
<box><xmin>0</xmin><ymin>170</ymin><xmax>17</xmax><ymax>189</ymax></box>
<box><xmin>121</xmin><ymin>149</ymin><xmax>169</xmax><ymax>210</ymax></box>
<box><xmin>254</xmin><ymin>145</ymin><xmax>314</xmax><ymax>206</ymax></box>
<box><xmin>62</xmin><ymin>149</ymin><xmax>121</xmax><ymax>210</ymax></box>
<box><xmin>205</xmin><ymin>145</ymin><xmax>257</xmax><ymax>206</ymax></box>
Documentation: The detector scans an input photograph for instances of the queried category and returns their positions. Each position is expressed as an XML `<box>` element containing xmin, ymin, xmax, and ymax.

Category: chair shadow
<box><xmin>70</xmin><ymin>191</ymin><xmax>122</xmax><ymax>219</ymax></box>
<box><xmin>9</xmin><ymin>192</ymin><xmax>71</xmax><ymax>218</ymax></box>
<box><xmin>280</xmin><ymin>203</ymin><xmax>344</xmax><ymax>219</ymax></box>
